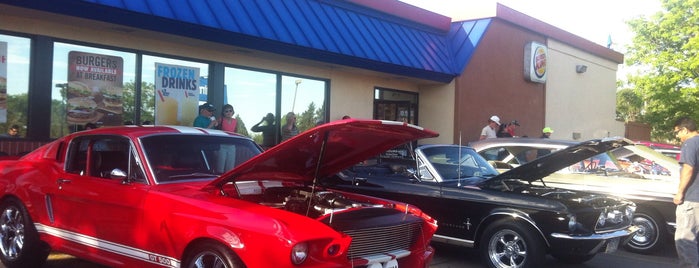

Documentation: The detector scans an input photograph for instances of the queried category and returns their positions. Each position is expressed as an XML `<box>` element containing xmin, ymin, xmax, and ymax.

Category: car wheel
<box><xmin>551</xmin><ymin>252</ymin><xmax>595</xmax><ymax>264</ymax></box>
<box><xmin>480</xmin><ymin>220</ymin><xmax>546</xmax><ymax>268</ymax></box>
<box><xmin>625</xmin><ymin>208</ymin><xmax>666</xmax><ymax>254</ymax></box>
<box><xmin>183</xmin><ymin>241</ymin><xmax>243</xmax><ymax>268</ymax></box>
<box><xmin>0</xmin><ymin>198</ymin><xmax>49</xmax><ymax>268</ymax></box>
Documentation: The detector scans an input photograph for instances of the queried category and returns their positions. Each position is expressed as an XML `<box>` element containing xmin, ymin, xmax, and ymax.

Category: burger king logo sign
<box><xmin>524</xmin><ymin>42</ymin><xmax>547</xmax><ymax>83</ymax></box>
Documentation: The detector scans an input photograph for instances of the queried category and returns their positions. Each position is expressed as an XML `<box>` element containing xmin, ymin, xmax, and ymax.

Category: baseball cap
<box><xmin>542</xmin><ymin>127</ymin><xmax>554</xmax><ymax>133</ymax></box>
<box><xmin>199</xmin><ymin>102</ymin><xmax>216</xmax><ymax>112</ymax></box>
<box><xmin>489</xmin><ymin>115</ymin><xmax>501</xmax><ymax>125</ymax></box>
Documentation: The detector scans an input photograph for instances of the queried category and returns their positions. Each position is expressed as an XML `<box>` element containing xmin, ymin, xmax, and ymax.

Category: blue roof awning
<box><xmin>6</xmin><ymin>0</ymin><xmax>490</xmax><ymax>83</ymax></box>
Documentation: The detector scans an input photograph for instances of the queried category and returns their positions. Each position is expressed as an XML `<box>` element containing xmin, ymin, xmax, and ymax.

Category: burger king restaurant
<box><xmin>0</xmin><ymin>0</ymin><xmax>623</xmax><ymax>153</ymax></box>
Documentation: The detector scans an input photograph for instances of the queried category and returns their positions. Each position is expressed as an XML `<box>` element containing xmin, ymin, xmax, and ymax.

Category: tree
<box><xmin>624</xmin><ymin>0</ymin><xmax>699</xmax><ymax>141</ymax></box>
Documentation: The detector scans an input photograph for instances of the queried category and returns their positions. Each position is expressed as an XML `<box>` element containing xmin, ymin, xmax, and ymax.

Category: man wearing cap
<box><xmin>479</xmin><ymin>115</ymin><xmax>500</xmax><ymax>140</ymax></box>
<box><xmin>193</xmin><ymin>102</ymin><xmax>219</xmax><ymax>129</ymax></box>
<box><xmin>497</xmin><ymin>120</ymin><xmax>520</xmax><ymax>138</ymax></box>
<box><xmin>541</xmin><ymin>127</ymin><xmax>554</xmax><ymax>138</ymax></box>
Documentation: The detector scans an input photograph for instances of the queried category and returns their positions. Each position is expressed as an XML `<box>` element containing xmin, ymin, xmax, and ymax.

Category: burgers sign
<box><xmin>66</xmin><ymin>51</ymin><xmax>124</xmax><ymax>126</ymax></box>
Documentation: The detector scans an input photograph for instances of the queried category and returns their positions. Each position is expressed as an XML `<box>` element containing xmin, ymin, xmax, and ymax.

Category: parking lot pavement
<box><xmin>0</xmin><ymin>242</ymin><xmax>679</xmax><ymax>268</ymax></box>
<box><xmin>430</xmin><ymin>242</ymin><xmax>679</xmax><ymax>268</ymax></box>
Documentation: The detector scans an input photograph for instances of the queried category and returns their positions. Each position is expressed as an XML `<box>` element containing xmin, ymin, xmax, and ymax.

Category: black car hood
<box><xmin>489</xmin><ymin>137</ymin><xmax>633</xmax><ymax>182</ymax></box>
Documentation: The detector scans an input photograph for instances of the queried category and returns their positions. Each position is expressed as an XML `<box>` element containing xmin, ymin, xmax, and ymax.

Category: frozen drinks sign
<box><xmin>524</xmin><ymin>42</ymin><xmax>547</xmax><ymax>83</ymax></box>
<box><xmin>154</xmin><ymin>63</ymin><xmax>200</xmax><ymax>126</ymax></box>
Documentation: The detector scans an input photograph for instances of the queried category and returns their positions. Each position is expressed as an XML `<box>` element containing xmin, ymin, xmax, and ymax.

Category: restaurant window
<box><xmin>50</xmin><ymin>42</ymin><xmax>136</xmax><ymax>138</ymax></box>
<box><xmin>280</xmin><ymin>75</ymin><xmax>326</xmax><ymax>139</ymax></box>
<box><xmin>0</xmin><ymin>34</ymin><xmax>31</xmax><ymax>138</ymax></box>
<box><xmin>374</xmin><ymin>88</ymin><xmax>418</xmax><ymax>125</ymax></box>
<box><xmin>224</xmin><ymin>67</ymin><xmax>327</xmax><ymax>148</ymax></box>
<box><xmin>141</xmin><ymin>55</ymin><xmax>208</xmax><ymax>126</ymax></box>
<box><xmin>224</xmin><ymin>67</ymin><xmax>276</xmax><ymax>146</ymax></box>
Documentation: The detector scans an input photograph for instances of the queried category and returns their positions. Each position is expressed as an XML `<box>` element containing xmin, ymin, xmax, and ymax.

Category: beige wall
<box><xmin>545</xmin><ymin>39</ymin><xmax>624</xmax><ymax>140</ymax></box>
<box><xmin>1</xmin><ymin>5</ymin><xmax>452</xmax><ymax>144</ymax></box>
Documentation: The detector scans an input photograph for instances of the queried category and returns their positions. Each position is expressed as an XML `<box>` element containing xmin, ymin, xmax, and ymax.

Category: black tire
<box><xmin>625</xmin><ymin>208</ymin><xmax>666</xmax><ymax>254</ymax></box>
<box><xmin>480</xmin><ymin>219</ymin><xmax>546</xmax><ymax>268</ymax></box>
<box><xmin>551</xmin><ymin>252</ymin><xmax>596</xmax><ymax>264</ymax></box>
<box><xmin>0</xmin><ymin>198</ymin><xmax>49</xmax><ymax>268</ymax></box>
<box><xmin>183</xmin><ymin>240</ymin><xmax>244</xmax><ymax>268</ymax></box>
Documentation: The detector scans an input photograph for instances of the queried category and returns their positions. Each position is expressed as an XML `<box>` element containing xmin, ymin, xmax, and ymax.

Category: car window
<box><xmin>65</xmin><ymin>135</ymin><xmax>147</xmax><ymax>184</ymax></box>
<box><xmin>479</xmin><ymin>146</ymin><xmax>555</xmax><ymax>166</ymax></box>
<box><xmin>421</xmin><ymin>146</ymin><xmax>498</xmax><ymax>180</ymax></box>
<box><xmin>141</xmin><ymin>135</ymin><xmax>261</xmax><ymax>183</ymax></box>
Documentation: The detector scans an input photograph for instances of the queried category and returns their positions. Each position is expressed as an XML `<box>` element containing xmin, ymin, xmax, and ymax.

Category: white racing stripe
<box><xmin>35</xmin><ymin>224</ymin><xmax>181</xmax><ymax>268</ymax></box>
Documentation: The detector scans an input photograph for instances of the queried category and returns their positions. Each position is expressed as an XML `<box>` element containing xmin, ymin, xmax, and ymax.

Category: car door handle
<box><xmin>57</xmin><ymin>178</ymin><xmax>71</xmax><ymax>189</ymax></box>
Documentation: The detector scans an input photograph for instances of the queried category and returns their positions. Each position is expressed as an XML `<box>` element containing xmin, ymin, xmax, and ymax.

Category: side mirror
<box><xmin>109</xmin><ymin>168</ymin><xmax>127</xmax><ymax>180</ymax></box>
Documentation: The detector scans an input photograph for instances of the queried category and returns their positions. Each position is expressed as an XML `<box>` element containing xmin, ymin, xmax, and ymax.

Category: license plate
<box><xmin>605</xmin><ymin>237</ymin><xmax>620</xmax><ymax>253</ymax></box>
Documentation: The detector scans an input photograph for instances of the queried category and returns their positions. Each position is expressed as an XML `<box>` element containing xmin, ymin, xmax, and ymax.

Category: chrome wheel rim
<box><xmin>630</xmin><ymin>215</ymin><xmax>657</xmax><ymax>249</ymax></box>
<box><xmin>488</xmin><ymin>229</ymin><xmax>527</xmax><ymax>268</ymax></box>
<box><xmin>0</xmin><ymin>206</ymin><xmax>24</xmax><ymax>261</ymax></box>
<box><xmin>190</xmin><ymin>250</ymin><xmax>228</xmax><ymax>268</ymax></box>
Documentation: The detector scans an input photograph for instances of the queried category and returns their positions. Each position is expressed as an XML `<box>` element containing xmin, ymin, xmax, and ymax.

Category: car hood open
<box><xmin>206</xmin><ymin>119</ymin><xmax>439</xmax><ymax>188</ymax></box>
<box><xmin>490</xmin><ymin>137</ymin><xmax>633</xmax><ymax>182</ymax></box>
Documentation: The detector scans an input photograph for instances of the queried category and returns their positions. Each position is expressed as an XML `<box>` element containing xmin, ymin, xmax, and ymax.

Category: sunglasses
<box><xmin>224</xmin><ymin>110</ymin><xmax>233</xmax><ymax>113</ymax></box>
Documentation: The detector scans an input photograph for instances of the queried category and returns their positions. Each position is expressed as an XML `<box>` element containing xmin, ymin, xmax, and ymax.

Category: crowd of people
<box><xmin>478</xmin><ymin>114</ymin><xmax>554</xmax><ymax>140</ymax></box>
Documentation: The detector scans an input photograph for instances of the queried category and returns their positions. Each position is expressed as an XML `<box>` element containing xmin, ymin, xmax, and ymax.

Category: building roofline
<box><xmin>494</xmin><ymin>3</ymin><xmax>623</xmax><ymax>64</ymax></box>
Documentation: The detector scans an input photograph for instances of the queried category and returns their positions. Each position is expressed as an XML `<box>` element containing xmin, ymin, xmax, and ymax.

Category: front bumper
<box><xmin>549</xmin><ymin>225</ymin><xmax>640</xmax><ymax>255</ymax></box>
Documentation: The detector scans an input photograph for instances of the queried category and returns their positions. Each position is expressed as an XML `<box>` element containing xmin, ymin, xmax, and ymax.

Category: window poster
<box><xmin>154</xmin><ymin>63</ymin><xmax>199</xmax><ymax>126</ymax></box>
<box><xmin>0</xmin><ymin>42</ymin><xmax>7</xmax><ymax>122</ymax></box>
<box><xmin>67</xmin><ymin>51</ymin><xmax>124</xmax><ymax>126</ymax></box>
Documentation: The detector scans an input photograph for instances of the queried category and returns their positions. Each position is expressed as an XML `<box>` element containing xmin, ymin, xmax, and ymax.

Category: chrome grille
<box><xmin>343</xmin><ymin>221</ymin><xmax>423</xmax><ymax>260</ymax></box>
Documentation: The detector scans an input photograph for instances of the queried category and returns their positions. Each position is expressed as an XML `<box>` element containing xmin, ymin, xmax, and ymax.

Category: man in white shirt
<box><xmin>479</xmin><ymin>115</ymin><xmax>500</xmax><ymax>140</ymax></box>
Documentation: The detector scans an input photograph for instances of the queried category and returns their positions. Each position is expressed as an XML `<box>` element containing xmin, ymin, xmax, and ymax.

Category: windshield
<box><xmin>141</xmin><ymin>135</ymin><xmax>262</xmax><ymax>183</ymax></box>
<box><xmin>421</xmin><ymin>146</ymin><xmax>499</xmax><ymax>180</ymax></box>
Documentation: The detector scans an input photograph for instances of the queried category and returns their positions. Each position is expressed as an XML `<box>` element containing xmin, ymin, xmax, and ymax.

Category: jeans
<box><xmin>676</xmin><ymin>201</ymin><xmax>699</xmax><ymax>268</ymax></box>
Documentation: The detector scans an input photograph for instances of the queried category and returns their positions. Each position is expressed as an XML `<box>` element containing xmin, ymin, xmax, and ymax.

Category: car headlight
<box><xmin>568</xmin><ymin>215</ymin><xmax>577</xmax><ymax>232</ymax></box>
<box><xmin>597</xmin><ymin>211</ymin><xmax>606</xmax><ymax>226</ymax></box>
<box><xmin>291</xmin><ymin>242</ymin><xmax>308</xmax><ymax>265</ymax></box>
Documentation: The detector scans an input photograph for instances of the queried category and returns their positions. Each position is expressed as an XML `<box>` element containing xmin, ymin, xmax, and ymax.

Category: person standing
<box><xmin>215</xmin><ymin>104</ymin><xmax>237</xmax><ymax>173</ymax></box>
<box><xmin>282</xmin><ymin>112</ymin><xmax>299</xmax><ymax>141</ymax></box>
<box><xmin>540</xmin><ymin>127</ymin><xmax>554</xmax><ymax>138</ymax></box>
<box><xmin>217</xmin><ymin>104</ymin><xmax>238</xmax><ymax>133</ymax></box>
<box><xmin>479</xmin><ymin>115</ymin><xmax>500</xmax><ymax>140</ymax></box>
<box><xmin>252</xmin><ymin>113</ymin><xmax>277</xmax><ymax>149</ymax></box>
<box><xmin>497</xmin><ymin>120</ymin><xmax>520</xmax><ymax>138</ymax></box>
<box><xmin>193</xmin><ymin>103</ymin><xmax>218</xmax><ymax>129</ymax></box>
<box><xmin>673</xmin><ymin>117</ymin><xmax>699</xmax><ymax>268</ymax></box>
<box><xmin>1</xmin><ymin>125</ymin><xmax>20</xmax><ymax>138</ymax></box>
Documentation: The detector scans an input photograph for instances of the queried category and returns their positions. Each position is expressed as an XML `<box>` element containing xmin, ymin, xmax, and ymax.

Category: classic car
<box><xmin>0</xmin><ymin>120</ymin><xmax>439</xmax><ymax>268</ymax></box>
<box><xmin>325</xmin><ymin>137</ymin><xmax>639</xmax><ymax>268</ymax></box>
<box><xmin>470</xmin><ymin>137</ymin><xmax>678</xmax><ymax>254</ymax></box>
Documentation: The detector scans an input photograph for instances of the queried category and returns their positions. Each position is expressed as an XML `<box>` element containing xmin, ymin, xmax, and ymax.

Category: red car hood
<box><xmin>206</xmin><ymin>119</ymin><xmax>439</xmax><ymax>188</ymax></box>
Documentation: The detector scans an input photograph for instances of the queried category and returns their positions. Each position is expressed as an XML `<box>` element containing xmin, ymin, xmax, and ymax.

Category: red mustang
<box><xmin>0</xmin><ymin>120</ymin><xmax>438</xmax><ymax>268</ymax></box>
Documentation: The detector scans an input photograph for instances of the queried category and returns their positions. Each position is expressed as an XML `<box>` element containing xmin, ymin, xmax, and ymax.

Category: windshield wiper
<box><xmin>168</xmin><ymin>172</ymin><xmax>217</xmax><ymax>179</ymax></box>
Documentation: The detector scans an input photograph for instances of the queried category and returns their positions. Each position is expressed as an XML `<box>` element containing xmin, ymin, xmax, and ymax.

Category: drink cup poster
<box><xmin>154</xmin><ymin>63</ymin><xmax>199</xmax><ymax>126</ymax></box>
<box><xmin>67</xmin><ymin>51</ymin><xmax>124</xmax><ymax>126</ymax></box>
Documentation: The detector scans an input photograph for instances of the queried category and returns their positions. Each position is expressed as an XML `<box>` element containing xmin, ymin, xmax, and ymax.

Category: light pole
<box><xmin>291</xmin><ymin>79</ymin><xmax>302</xmax><ymax>112</ymax></box>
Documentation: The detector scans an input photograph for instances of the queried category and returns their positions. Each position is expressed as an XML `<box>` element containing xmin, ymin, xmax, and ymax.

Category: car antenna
<box><xmin>457</xmin><ymin>131</ymin><xmax>462</xmax><ymax>187</ymax></box>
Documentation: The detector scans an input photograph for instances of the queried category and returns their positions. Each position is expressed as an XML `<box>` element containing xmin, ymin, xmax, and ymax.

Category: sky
<box><xmin>399</xmin><ymin>0</ymin><xmax>662</xmax><ymax>54</ymax></box>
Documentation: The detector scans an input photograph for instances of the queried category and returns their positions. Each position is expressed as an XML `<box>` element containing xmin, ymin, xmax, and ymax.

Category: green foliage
<box><xmin>624</xmin><ymin>0</ymin><xmax>699</xmax><ymax>141</ymax></box>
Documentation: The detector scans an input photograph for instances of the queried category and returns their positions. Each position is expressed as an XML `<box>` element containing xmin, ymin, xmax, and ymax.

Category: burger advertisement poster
<box><xmin>67</xmin><ymin>51</ymin><xmax>124</xmax><ymax>126</ymax></box>
<box><xmin>154</xmin><ymin>63</ymin><xmax>200</xmax><ymax>126</ymax></box>
<box><xmin>0</xmin><ymin>41</ymin><xmax>7</xmax><ymax>122</ymax></box>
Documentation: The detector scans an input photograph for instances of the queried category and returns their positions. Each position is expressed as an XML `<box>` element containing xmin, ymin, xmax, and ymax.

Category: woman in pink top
<box><xmin>216</xmin><ymin>104</ymin><xmax>237</xmax><ymax>173</ymax></box>
<box><xmin>218</xmin><ymin>104</ymin><xmax>238</xmax><ymax>133</ymax></box>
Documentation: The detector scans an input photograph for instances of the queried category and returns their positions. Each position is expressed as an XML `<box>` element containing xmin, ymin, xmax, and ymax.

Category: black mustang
<box><xmin>324</xmin><ymin>137</ymin><xmax>639</xmax><ymax>268</ymax></box>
